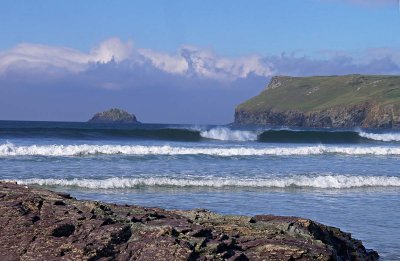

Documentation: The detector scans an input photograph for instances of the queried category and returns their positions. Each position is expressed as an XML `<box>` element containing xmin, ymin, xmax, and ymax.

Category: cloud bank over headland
<box><xmin>1</xmin><ymin>38</ymin><xmax>400</xmax><ymax>123</ymax></box>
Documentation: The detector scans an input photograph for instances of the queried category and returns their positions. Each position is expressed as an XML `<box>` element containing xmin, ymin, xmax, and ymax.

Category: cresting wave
<box><xmin>0</xmin><ymin>127</ymin><xmax>203</xmax><ymax>141</ymax></box>
<box><xmin>358</xmin><ymin>131</ymin><xmax>400</xmax><ymax>142</ymax></box>
<box><xmin>2</xmin><ymin>124</ymin><xmax>400</xmax><ymax>142</ymax></box>
<box><xmin>199</xmin><ymin>128</ymin><xmax>258</xmax><ymax>141</ymax></box>
<box><xmin>2</xmin><ymin>142</ymin><xmax>400</xmax><ymax>157</ymax></box>
<box><xmin>258</xmin><ymin>130</ymin><xmax>400</xmax><ymax>143</ymax></box>
<box><xmin>8</xmin><ymin>175</ymin><xmax>400</xmax><ymax>189</ymax></box>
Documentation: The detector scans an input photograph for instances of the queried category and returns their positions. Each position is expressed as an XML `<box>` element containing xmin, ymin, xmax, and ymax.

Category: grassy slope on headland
<box><xmin>237</xmin><ymin>75</ymin><xmax>400</xmax><ymax>113</ymax></box>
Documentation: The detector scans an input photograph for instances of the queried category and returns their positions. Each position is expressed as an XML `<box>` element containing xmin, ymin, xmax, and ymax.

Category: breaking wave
<box><xmin>1</xmin><ymin>142</ymin><xmax>400</xmax><ymax>157</ymax></box>
<box><xmin>358</xmin><ymin>131</ymin><xmax>400</xmax><ymax>142</ymax></box>
<box><xmin>200</xmin><ymin>128</ymin><xmax>258</xmax><ymax>141</ymax></box>
<box><xmin>8</xmin><ymin>175</ymin><xmax>400</xmax><ymax>189</ymax></box>
<box><xmin>2</xmin><ymin>124</ymin><xmax>400</xmax><ymax>143</ymax></box>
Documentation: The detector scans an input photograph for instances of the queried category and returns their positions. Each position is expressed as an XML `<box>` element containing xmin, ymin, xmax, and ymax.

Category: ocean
<box><xmin>0</xmin><ymin>120</ymin><xmax>399</xmax><ymax>260</ymax></box>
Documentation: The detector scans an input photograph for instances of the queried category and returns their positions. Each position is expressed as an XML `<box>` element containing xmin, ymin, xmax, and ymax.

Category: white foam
<box><xmin>200</xmin><ymin>128</ymin><xmax>258</xmax><ymax>141</ymax></box>
<box><xmin>1</xmin><ymin>142</ymin><xmax>400</xmax><ymax>157</ymax></box>
<box><xmin>358</xmin><ymin>132</ymin><xmax>400</xmax><ymax>142</ymax></box>
<box><xmin>8</xmin><ymin>175</ymin><xmax>400</xmax><ymax>189</ymax></box>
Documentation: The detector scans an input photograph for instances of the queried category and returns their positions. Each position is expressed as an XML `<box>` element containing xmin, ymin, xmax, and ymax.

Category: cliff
<box><xmin>88</xmin><ymin>108</ymin><xmax>139</xmax><ymax>124</ymax></box>
<box><xmin>235</xmin><ymin>75</ymin><xmax>400</xmax><ymax>128</ymax></box>
<box><xmin>0</xmin><ymin>182</ymin><xmax>378</xmax><ymax>260</ymax></box>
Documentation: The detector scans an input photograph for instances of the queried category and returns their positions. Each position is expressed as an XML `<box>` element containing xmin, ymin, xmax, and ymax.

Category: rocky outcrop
<box><xmin>0</xmin><ymin>182</ymin><xmax>378</xmax><ymax>260</ymax></box>
<box><xmin>88</xmin><ymin>108</ymin><xmax>139</xmax><ymax>124</ymax></box>
<box><xmin>235</xmin><ymin>102</ymin><xmax>400</xmax><ymax>128</ymax></box>
<box><xmin>234</xmin><ymin>75</ymin><xmax>400</xmax><ymax>128</ymax></box>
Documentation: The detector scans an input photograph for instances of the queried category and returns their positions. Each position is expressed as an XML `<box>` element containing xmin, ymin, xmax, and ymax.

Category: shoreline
<box><xmin>0</xmin><ymin>182</ymin><xmax>379</xmax><ymax>260</ymax></box>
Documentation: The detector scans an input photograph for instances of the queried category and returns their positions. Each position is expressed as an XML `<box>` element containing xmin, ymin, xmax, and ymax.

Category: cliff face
<box><xmin>0</xmin><ymin>182</ymin><xmax>378</xmax><ymax>260</ymax></box>
<box><xmin>88</xmin><ymin>108</ymin><xmax>139</xmax><ymax>124</ymax></box>
<box><xmin>235</xmin><ymin>75</ymin><xmax>400</xmax><ymax>128</ymax></box>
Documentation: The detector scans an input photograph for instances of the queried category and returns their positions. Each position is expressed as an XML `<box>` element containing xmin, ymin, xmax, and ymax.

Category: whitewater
<box><xmin>9</xmin><ymin>175</ymin><xmax>400</xmax><ymax>189</ymax></box>
<box><xmin>2</xmin><ymin>142</ymin><xmax>400</xmax><ymax>157</ymax></box>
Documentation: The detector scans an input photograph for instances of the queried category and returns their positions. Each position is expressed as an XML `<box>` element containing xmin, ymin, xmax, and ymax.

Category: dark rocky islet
<box><xmin>88</xmin><ymin>108</ymin><xmax>140</xmax><ymax>124</ymax></box>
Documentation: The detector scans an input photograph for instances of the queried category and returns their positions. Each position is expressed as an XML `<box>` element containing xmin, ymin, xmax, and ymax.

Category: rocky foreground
<box><xmin>0</xmin><ymin>182</ymin><xmax>378</xmax><ymax>261</ymax></box>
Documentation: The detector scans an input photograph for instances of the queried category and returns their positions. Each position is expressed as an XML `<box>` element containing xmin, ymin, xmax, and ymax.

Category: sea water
<box><xmin>0</xmin><ymin>121</ymin><xmax>399</xmax><ymax>260</ymax></box>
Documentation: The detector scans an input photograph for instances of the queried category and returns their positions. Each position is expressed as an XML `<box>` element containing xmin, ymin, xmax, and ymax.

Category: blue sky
<box><xmin>1</xmin><ymin>0</ymin><xmax>399</xmax><ymax>55</ymax></box>
<box><xmin>1</xmin><ymin>0</ymin><xmax>400</xmax><ymax>123</ymax></box>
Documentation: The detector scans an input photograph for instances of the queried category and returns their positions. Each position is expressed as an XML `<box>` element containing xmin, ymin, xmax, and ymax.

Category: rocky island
<box><xmin>88</xmin><ymin>108</ymin><xmax>140</xmax><ymax>124</ymax></box>
<box><xmin>235</xmin><ymin>75</ymin><xmax>400</xmax><ymax>128</ymax></box>
<box><xmin>0</xmin><ymin>182</ymin><xmax>378</xmax><ymax>260</ymax></box>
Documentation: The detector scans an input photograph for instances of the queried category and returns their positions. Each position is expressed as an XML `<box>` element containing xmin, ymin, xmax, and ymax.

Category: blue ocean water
<box><xmin>0</xmin><ymin>121</ymin><xmax>399</xmax><ymax>260</ymax></box>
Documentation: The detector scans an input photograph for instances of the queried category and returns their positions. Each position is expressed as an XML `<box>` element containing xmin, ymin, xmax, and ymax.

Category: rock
<box><xmin>88</xmin><ymin>108</ymin><xmax>140</xmax><ymax>124</ymax></box>
<box><xmin>234</xmin><ymin>75</ymin><xmax>400</xmax><ymax>128</ymax></box>
<box><xmin>0</xmin><ymin>182</ymin><xmax>379</xmax><ymax>260</ymax></box>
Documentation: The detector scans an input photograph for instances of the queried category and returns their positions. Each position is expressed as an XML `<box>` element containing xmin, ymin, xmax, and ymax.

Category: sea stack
<box><xmin>234</xmin><ymin>75</ymin><xmax>400</xmax><ymax>128</ymax></box>
<box><xmin>88</xmin><ymin>108</ymin><xmax>140</xmax><ymax>124</ymax></box>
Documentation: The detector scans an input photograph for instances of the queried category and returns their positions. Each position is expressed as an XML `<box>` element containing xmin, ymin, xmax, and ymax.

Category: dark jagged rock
<box><xmin>88</xmin><ymin>108</ymin><xmax>140</xmax><ymax>124</ymax></box>
<box><xmin>235</xmin><ymin>75</ymin><xmax>400</xmax><ymax>128</ymax></box>
<box><xmin>0</xmin><ymin>182</ymin><xmax>379</xmax><ymax>260</ymax></box>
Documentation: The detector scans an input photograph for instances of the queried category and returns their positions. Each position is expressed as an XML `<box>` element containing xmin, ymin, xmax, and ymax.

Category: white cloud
<box><xmin>138</xmin><ymin>48</ymin><xmax>188</xmax><ymax>74</ymax></box>
<box><xmin>1</xmin><ymin>37</ymin><xmax>400</xmax><ymax>84</ymax></box>
<box><xmin>90</xmin><ymin>38</ymin><xmax>134</xmax><ymax>63</ymax></box>
<box><xmin>0</xmin><ymin>37</ymin><xmax>274</xmax><ymax>81</ymax></box>
<box><xmin>179</xmin><ymin>45</ymin><xmax>273</xmax><ymax>81</ymax></box>
<box><xmin>0</xmin><ymin>43</ymin><xmax>88</xmax><ymax>73</ymax></box>
<box><xmin>0</xmin><ymin>38</ymin><xmax>134</xmax><ymax>74</ymax></box>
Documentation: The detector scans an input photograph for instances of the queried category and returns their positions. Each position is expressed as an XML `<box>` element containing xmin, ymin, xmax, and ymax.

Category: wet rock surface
<box><xmin>0</xmin><ymin>182</ymin><xmax>379</xmax><ymax>261</ymax></box>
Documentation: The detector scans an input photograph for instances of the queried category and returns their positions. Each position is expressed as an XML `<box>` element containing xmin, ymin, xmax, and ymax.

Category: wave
<box><xmin>200</xmin><ymin>128</ymin><xmax>258</xmax><ymax>141</ymax></box>
<box><xmin>2</xmin><ymin>142</ymin><xmax>400</xmax><ymax>157</ymax></box>
<box><xmin>8</xmin><ymin>175</ymin><xmax>400</xmax><ymax>189</ymax></box>
<box><xmin>199</xmin><ymin>129</ymin><xmax>400</xmax><ymax>143</ymax></box>
<box><xmin>0</xmin><ymin>126</ymin><xmax>259</xmax><ymax>142</ymax></box>
<box><xmin>0</xmin><ymin>127</ymin><xmax>203</xmax><ymax>141</ymax></box>
<box><xmin>358</xmin><ymin>131</ymin><xmax>400</xmax><ymax>142</ymax></box>
<box><xmin>258</xmin><ymin>130</ymin><xmax>362</xmax><ymax>143</ymax></box>
<box><xmin>256</xmin><ymin>129</ymin><xmax>400</xmax><ymax>143</ymax></box>
<box><xmin>2</xmin><ymin>124</ymin><xmax>400</xmax><ymax>143</ymax></box>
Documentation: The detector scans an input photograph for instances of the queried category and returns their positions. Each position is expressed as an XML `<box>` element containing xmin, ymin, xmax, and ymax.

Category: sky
<box><xmin>1</xmin><ymin>0</ymin><xmax>400</xmax><ymax>124</ymax></box>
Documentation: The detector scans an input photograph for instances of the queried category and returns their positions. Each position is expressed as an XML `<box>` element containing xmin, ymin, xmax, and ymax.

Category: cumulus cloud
<box><xmin>89</xmin><ymin>38</ymin><xmax>134</xmax><ymax>63</ymax></box>
<box><xmin>1</xmin><ymin>37</ymin><xmax>400</xmax><ymax>86</ymax></box>
<box><xmin>0</xmin><ymin>43</ymin><xmax>87</xmax><ymax>73</ymax></box>
<box><xmin>138</xmin><ymin>48</ymin><xmax>188</xmax><ymax>74</ymax></box>
<box><xmin>0</xmin><ymin>37</ymin><xmax>135</xmax><ymax>74</ymax></box>
<box><xmin>179</xmin><ymin>46</ymin><xmax>272</xmax><ymax>81</ymax></box>
<box><xmin>2</xmin><ymin>37</ymin><xmax>400</xmax><ymax>85</ymax></box>
<box><xmin>0</xmin><ymin>37</ymin><xmax>274</xmax><ymax>81</ymax></box>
